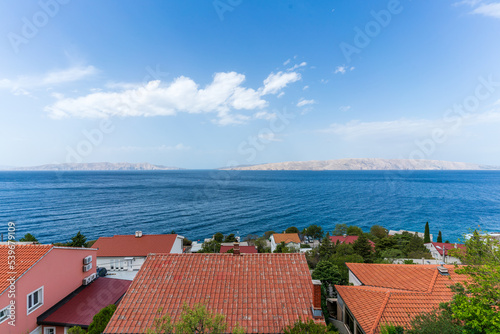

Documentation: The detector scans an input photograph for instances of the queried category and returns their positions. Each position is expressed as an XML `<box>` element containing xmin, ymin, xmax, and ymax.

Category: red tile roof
<box><xmin>272</xmin><ymin>233</ymin><xmax>301</xmax><ymax>244</ymax></box>
<box><xmin>329</xmin><ymin>235</ymin><xmax>375</xmax><ymax>249</ymax></box>
<box><xmin>38</xmin><ymin>277</ymin><xmax>131</xmax><ymax>327</ymax></box>
<box><xmin>0</xmin><ymin>244</ymin><xmax>53</xmax><ymax>295</ymax></box>
<box><xmin>428</xmin><ymin>242</ymin><xmax>466</xmax><ymax>256</ymax></box>
<box><xmin>93</xmin><ymin>234</ymin><xmax>179</xmax><ymax>257</ymax></box>
<box><xmin>335</xmin><ymin>263</ymin><xmax>467</xmax><ymax>334</ymax></box>
<box><xmin>220</xmin><ymin>245</ymin><xmax>258</xmax><ymax>254</ymax></box>
<box><xmin>105</xmin><ymin>253</ymin><xmax>322</xmax><ymax>333</ymax></box>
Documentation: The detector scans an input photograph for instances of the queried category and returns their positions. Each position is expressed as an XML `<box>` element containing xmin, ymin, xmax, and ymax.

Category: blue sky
<box><xmin>1</xmin><ymin>0</ymin><xmax>500</xmax><ymax>168</ymax></box>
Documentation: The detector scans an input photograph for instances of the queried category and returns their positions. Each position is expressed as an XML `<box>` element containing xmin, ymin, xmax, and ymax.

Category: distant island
<box><xmin>222</xmin><ymin>158</ymin><xmax>500</xmax><ymax>171</ymax></box>
<box><xmin>1</xmin><ymin>162</ymin><xmax>182</xmax><ymax>171</ymax></box>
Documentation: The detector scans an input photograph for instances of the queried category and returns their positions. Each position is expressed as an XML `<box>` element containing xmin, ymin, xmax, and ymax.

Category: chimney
<box><xmin>454</xmin><ymin>243</ymin><xmax>457</xmax><ymax>249</ymax></box>
<box><xmin>135</xmin><ymin>231</ymin><xmax>143</xmax><ymax>238</ymax></box>
<box><xmin>233</xmin><ymin>242</ymin><xmax>240</xmax><ymax>256</ymax></box>
<box><xmin>312</xmin><ymin>280</ymin><xmax>323</xmax><ymax>318</ymax></box>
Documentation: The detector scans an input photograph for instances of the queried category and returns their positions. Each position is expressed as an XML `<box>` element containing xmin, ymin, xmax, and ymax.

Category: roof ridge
<box><xmin>370</xmin><ymin>290</ymin><xmax>391</xmax><ymax>334</ymax></box>
<box><xmin>426</xmin><ymin>269</ymin><xmax>439</xmax><ymax>293</ymax></box>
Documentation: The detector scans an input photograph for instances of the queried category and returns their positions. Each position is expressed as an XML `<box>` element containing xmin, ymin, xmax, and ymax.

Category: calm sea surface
<box><xmin>0</xmin><ymin>170</ymin><xmax>499</xmax><ymax>243</ymax></box>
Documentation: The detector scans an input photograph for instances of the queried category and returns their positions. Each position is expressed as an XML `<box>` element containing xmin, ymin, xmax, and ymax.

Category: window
<box><xmin>27</xmin><ymin>286</ymin><xmax>44</xmax><ymax>315</ymax></box>
<box><xmin>0</xmin><ymin>305</ymin><xmax>10</xmax><ymax>323</ymax></box>
<box><xmin>44</xmin><ymin>328</ymin><xmax>55</xmax><ymax>334</ymax></box>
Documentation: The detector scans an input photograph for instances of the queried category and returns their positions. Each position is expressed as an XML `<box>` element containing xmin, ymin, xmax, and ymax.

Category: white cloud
<box><xmin>334</xmin><ymin>65</ymin><xmax>355</xmax><ymax>75</ymax></box>
<box><xmin>322</xmin><ymin>110</ymin><xmax>500</xmax><ymax>141</ymax></box>
<box><xmin>0</xmin><ymin>66</ymin><xmax>97</xmax><ymax>95</ymax></box>
<box><xmin>277</xmin><ymin>92</ymin><xmax>285</xmax><ymax>98</ymax></box>
<box><xmin>303</xmin><ymin>85</ymin><xmax>309</xmax><ymax>90</ymax></box>
<box><xmin>116</xmin><ymin>143</ymin><xmax>191</xmax><ymax>152</ymax></box>
<box><xmin>339</xmin><ymin>105</ymin><xmax>351</xmax><ymax>112</ymax></box>
<box><xmin>287</xmin><ymin>61</ymin><xmax>307</xmax><ymax>71</ymax></box>
<box><xmin>46</xmin><ymin>70</ymin><xmax>302</xmax><ymax>124</ymax></box>
<box><xmin>472</xmin><ymin>2</ymin><xmax>500</xmax><ymax>18</ymax></box>
<box><xmin>261</xmin><ymin>71</ymin><xmax>301</xmax><ymax>95</ymax></box>
<box><xmin>283</xmin><ymin>59</ymin><xmax>291</xmax><ymax>66</ymax></box>
<box><xmin>258</xmin><ymin>132</ymin><xmax>282</xmax><ymax>142</ymax></box>
<box><xmin>253</xmin><ymin>111</ymin><xmax>277</xmax><ymax>120</ymax></box>
<box><xmin>297</xmin><ymin>98</ymin><xmax>316</xmax><ymax>107</ymax></box>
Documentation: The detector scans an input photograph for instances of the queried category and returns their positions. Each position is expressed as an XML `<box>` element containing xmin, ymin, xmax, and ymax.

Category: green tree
<box><xmin>424</xmin><ymin>222</ymin><xmax>431</xmax><ymax>243</ymax></box>
<box><xmin>380</xmin><ymin>324</ymin><xmax>405</xmax><ymax>334</ymax></box>
<box><xmin>437</xmin><ymin>231</ymin><xmax>442</xmax><ymax>243</ymax></box>
<box><xmin>254</xmin><ymin>237</ymin><xmax>270</xmax><ymax>253</ymax></box>
<box><xmin>370</xmin><ymin>225</ymin><xmax>388</xmax><ymax>239</ymax></box>
<box><xmin>67</xmin><ymin>327</ymin><xmax>87</xmax><ymax>334</ymax></box>
<box><xmin>223</xmin><ymin>234</ymin><xmax>237</xmax><ymax>242</ymax></box>
<box><xmin>87</xmin><ymin>304</ymin><xmax>116</xmax><ymax>334</ymax></box>
<box><xmin>199</xmin><ymin>240</ymin><xmax>221</xmax><ymax>253</ymax></box>
<box><xmin>406</xmin><ymin>306</ymin><xmax>462</xmax><ymax>334</ymax></box>
<box><xmin>380</xmin><ymin>249</ymin><xmax>404</xmax><ymax>262</ymax></box>
<box><xmin>332</xmin><ymin>223</ymin><xmax>347</xmax><ymax>236</ymax></box>
<box><xmin>446</xmin><ymin>230</ymin><xmax>500</xmax><ymax>333</ymax></box>
<box><xmin>69</xmin><ymin>231</ymin><xmax>87</xmax><ymax>247</ymax></box>
<box><xmin>346</xmin><ymin>225</ymin><xmax>363</xmax><ymax>236</ymax></box>
<box><xmin>19</xmin><ymin>233</ymin><xmax>38</xmax><ymax>242</ymax></box>
<box><xmin>318</xmin><ymin>233</ymin><xmax>335</xmax><ymax>260</ymax></box>
<box><xmin>274</xmin><ymin>241</ymin><xmax>292</xmax><ymax>253</ymax></box>
<box><xmin>285</xmin><ymin>226</ymin><xmax>299</xmax><ymax>233</ymax></box>
<box><xmin>305</xmin><ymin>224</ymin><xmax>324</xmax><ymax>240</ymax></box>
<box><xmin>146</xmin><ymin>303</ymin><xmax>246</xmax><ymax>334</ymax></box>
<box><xmin>312</xmin><ymin>260</ymin><xmax>342</xmax><ymax>287</ymax></box>
<box><xmin>353</xmin><ymin>234</ymin><xmax>373</xmax><ymax>262</ymax></box>
<box><xmin>405</xmin><ymin>233</ymin><xmax>428</xmax><ymax>258</ymax></box>
<box><xmin>264</xmin><ymin>231</ymin><xmax>276</xmax><ymax>239</ymax></box>
<box><xmin>213</xmin><ymin>232</ymin><xmax>224</xmax><ymax>242</ymax></box>
<box><xmin>283</xmin><ymin>319</ymin><xmax>338</xmax><ymax>333</ymax></box>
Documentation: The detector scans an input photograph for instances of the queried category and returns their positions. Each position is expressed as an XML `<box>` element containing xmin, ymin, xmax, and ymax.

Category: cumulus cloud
<box><xmin>260</xmin><ymin>71</ymin><xmax>301</xmax><ymax>95</ymax></box>
<box><xmin>472</xmin><ymin>2</ymin><xmax>500</xmax><ymax>18</ymax></box>
<box><xmin>44</xmin><ymin>68</ymin><xmax>302</xmax><ymax>125</ymax></box>
<box><xmin>0</xmin><ymin>66</ymin><xmax>97</xmax><ymax>95</ymax></box>
<box><xmin>297</xmin><ymin>98</ymin><xmax>316</xmax><ymax>107</ymax></box>
<box><xmin>287</xmin><ymin>61</ymin><xmax>307</xmax><ymax>71</ymax></box>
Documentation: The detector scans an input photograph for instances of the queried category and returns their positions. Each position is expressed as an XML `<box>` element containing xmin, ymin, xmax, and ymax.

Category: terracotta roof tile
<box><xmin>104</xmin><ymin>253</ymin><xmax>321</xmax><ymax>333</ymax></box>
<box><xmin>335</xmin><ymin>263</ymin><xmax>467</xmax><ymax>334</ymax></box>
<box><xmin>272</xmin><ymin>233</ymin><xmax>301</xmax><ymax>244</ymax></box>
<box><xmin>93</xmin><ymin>234</ymin><xmax>179</xmax><ymax>257</ymax></box>
<box><xmin>0</xmin><ymin>244</ymin><xmax>53</xmax><ymax>295</ymax></box>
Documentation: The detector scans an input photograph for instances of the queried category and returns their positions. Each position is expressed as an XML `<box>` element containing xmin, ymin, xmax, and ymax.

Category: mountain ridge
<box><xmin>1</xmin><ymin>162</ymin><xmax>183</xmax><ymax>171</ymax></box>
<box><xmin>222</xmin><ymin>158</ymin><xmax>500</xmax><ymax>171</ymax></box>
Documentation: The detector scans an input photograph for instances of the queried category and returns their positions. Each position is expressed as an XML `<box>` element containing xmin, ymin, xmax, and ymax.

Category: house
<box><xmin>37</xmin><ymin>277</ymin><xmax>131</xmax><ymax>331</ymax></box>
<box><xmin>104</xmin><ymin>252</ymin><xmax>324</xmax><ymax>333</ymax></box>
<box><xmin>220</xmin><ymin>243</ymin><xmax>257</xmax><ymax>254</ymax></box>
<box><xmin>388</xmin><ymin>230</ymin><xmax>433</xmax><ymax>241</ymax></box>
<box><xmin>329</xmin><ymin>235</ymin><xmax>375</xmax><ymax>249</ymax></box>
<box><xmin>332</xmin><ymin>263</ymin><xmax>466</xmax><ymax>334</ymax></box>
<box><xmin>0</xmin><ymin>244</ymin><xmax>97</xmax><ymax>334</ymax></box>
<box><xmin>270</xmin><ymin>233</ymin><xmax>301</xmax><ymax>252</ymax></box>
<box><xmin>92</xmin><ymin>232</ymin><xmax>184</xmax><ymax>277</ymax></box>
<box><xmin>424</xmin><ymin>242</ymin><xmax>465</xmax><ymax>264</ymax></box>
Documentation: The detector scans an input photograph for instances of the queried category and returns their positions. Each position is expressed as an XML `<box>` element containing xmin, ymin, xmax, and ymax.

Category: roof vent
<box><xmin>437</xmin><ymin>264</ymin><xmax>449</xmax><ymax>276</ymax></box>
<box><xmin>135</xmin><ymin>231</ymin><xmax>143</xmax><ymax>238</ymax></box>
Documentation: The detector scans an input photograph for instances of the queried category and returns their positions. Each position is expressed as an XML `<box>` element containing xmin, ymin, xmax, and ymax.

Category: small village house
<box><xmin>0</xmin><ymin>244</ymin><xmax>97</xmax><ymax>334</ymax></box>
<box><xmin>270</xmin><ymin>233</ymin><xmax>301</xmax><ymax>252</ymax></box>
<box><xmin>104</xmin><ymin>249</ymin><xmax>324</xmax><ymax>333</ymax></box>
<box><xmin>92</xmin><ymin>232</ymin><xmax>184</xmax><ymax>278</ymax></box>
<box><xmin>331</xmin><ymin>263</ymin><xmax>466</xmax><ymax>334</ymax></box>
<box><xmin>424</xmin><ymin>242</ymin><xmax>465</xmax><ymax>264</ymax></box>
<box><xmin>329</xmin><ymin>235</ymin><xmax>375</xmax><ymax>249</ymax></box>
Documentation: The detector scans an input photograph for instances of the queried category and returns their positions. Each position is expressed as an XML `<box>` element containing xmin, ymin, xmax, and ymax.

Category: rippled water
<box><xmin>0</xmin><ymin>170</ymin><xmax>499</xmax><ymax>243</ymax></box>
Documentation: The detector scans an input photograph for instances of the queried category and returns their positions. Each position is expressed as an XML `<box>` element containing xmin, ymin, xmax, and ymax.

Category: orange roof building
<box><xmin>270</xmin><ymin>233</ymin><xmax>301</xmax><ymax>252</ymax></box>
<box><xmin>93</xmin><ymin>232</ymin><xmax>184</xmax><ymax>275</ymax></box>
<box><xmin>332</xmin><ymin>263</ymin><xmax>467</xmax><ymax>334</ymax></box>
<box><xmin>104</xmin><ymin>253</ymin><xmax>324</xmax><ymax>333</ymax></box>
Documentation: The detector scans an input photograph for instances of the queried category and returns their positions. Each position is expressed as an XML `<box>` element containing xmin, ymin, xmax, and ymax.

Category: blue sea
<box><xmin>0</xmin><ymin>170</ymin><xmax>499</xmax><ymax>244</ymax></box>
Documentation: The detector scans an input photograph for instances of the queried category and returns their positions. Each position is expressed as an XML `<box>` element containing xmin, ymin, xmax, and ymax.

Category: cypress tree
<box><xmin>424</xmin><ymin>222</ymin><xmax>431</xmax><ymax>243</ymax></box>
<box><xmin>437</xmin><ymin>231</ymin><xmax>443</xmax><ymax>243</ymax></box>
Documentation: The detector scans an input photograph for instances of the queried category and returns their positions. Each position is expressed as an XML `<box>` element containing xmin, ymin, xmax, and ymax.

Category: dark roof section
<box><xmin>38</xmin><ymin>277</ymin><xmax>131</xmax><ymax>328</ymax></box>
<box><xmin>219</xmin><ymin>245</ymin><xmax>258</xmax><ymax>253</ymax></box>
